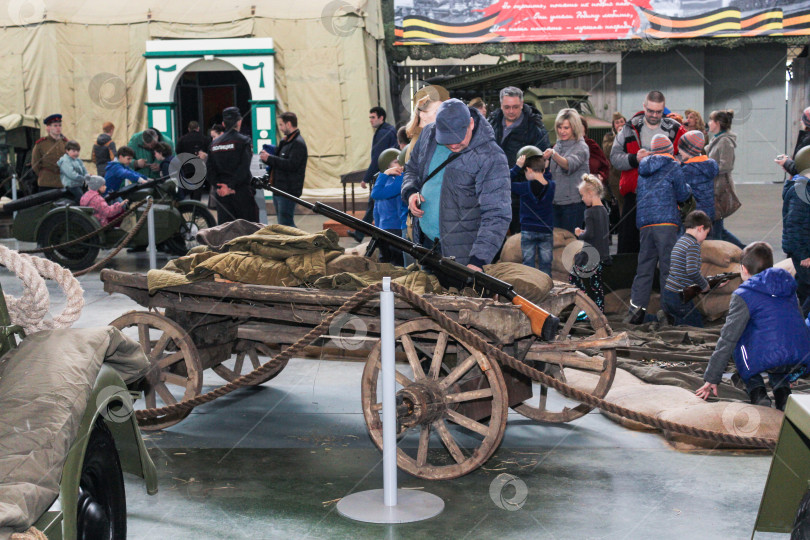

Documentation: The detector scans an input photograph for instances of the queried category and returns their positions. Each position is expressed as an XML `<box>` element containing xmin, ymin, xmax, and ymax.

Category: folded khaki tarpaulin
<box><xmin>0</xmin><ymin>327</ymin><xmax>149</xmax><ymax>538</ymax></box>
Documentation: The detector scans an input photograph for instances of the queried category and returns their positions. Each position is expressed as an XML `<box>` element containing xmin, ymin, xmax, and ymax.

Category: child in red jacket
<box><xmin>80</xmin><ymin>175</ymin><xmax>127</xmax><ymax>226</ymax></box>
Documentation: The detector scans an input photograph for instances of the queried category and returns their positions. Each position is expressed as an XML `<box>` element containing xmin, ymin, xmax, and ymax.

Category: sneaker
<box><xmin>774</xmin><ymin>387</ymin><xmax>792</xmax><ymax>411</ymax></box>
<box><xmin>749</xmin><ymin>387</ymin><xmax>772</xmax><ymax>408</ymax></box>
<box><xmin>623</xmin><ymin>306</ymin><xmax>647</xmax><ymax>325</ymax></box>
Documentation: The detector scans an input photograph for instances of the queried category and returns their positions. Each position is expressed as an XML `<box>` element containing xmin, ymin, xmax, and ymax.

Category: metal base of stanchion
<box><xmin>337</xmin><ymin>489</ymin><xmax>444</xmax><ymax>524</ymax></box>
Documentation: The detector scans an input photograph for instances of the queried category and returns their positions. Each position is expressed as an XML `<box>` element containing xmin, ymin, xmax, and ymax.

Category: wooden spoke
<box><xmin>429</xmin><ymin>332</ymin><xmax>448</xmax><ymax>380</ymax></box>
<box><xmin>213</xmin><ymin>339</ymin><xmax>289</xmax><ymax>384</ymax></box>
<box><xmin>233</xmin><ymin>352</ymin><xmax>246</xmax><ymax>375</ymax></box>
<box><xmin>445</xmin><ymin>388</ymin><xmax>493</xmax><ymax>403</ymax></box>
<box><xmin>434</xmin><ymin>420</ymin><xmax>465</xmax><ymax>464</ymax></box>
<box><xmin>361</xmin><ymin>319</ymin><xmax>508</xmax><ymax>480</ymax></box>
<box><xmin>446</xmin><ymin>409</ymin><xmax>490</xmax><ymax>437</ymax></box>
<box><xmin>149</xmin><ymin>333</ymin><xmax>171</xmax><ymax>361</ymax></box>
<box><xmin>138</xmin><ymin>324</ymin><xmax>152</xmax><ymax>356</ymax></box>
<box><xmin>560</xmin><ymin>306</ymin><xmax>579</xmax><ymax>338</ymax></box>
<box><xmin>439</xmin><ymin>354</ymin><xmax>479</xmax><ymax>390</ymax></box>
<box><xmin>110</xmin><ymin>311</ymin><xmax>203</xmax><ymax>431</ymax></box>
<box><xmin>145</xmin><ymin>387</ymin><xmax>156</xmax><ymax>409</ymax></box>
<box><xmin>163</xmin><ymin>372</ymin><xmax>189</xmax><ymax>388</ymax></box>
<box><xmin>512</xmin><ymin>291</ymin><xmax>617</xmax><ymax>424</ymax></box>
<box><xmin>157</xmin><ymin>350</ymin><xmax>185</xmax><ymax>370</ymax></box>
<box><xmin>247</xmin><ymin>348</ymin><xmax>262</xmax><ymax>370</ymax></box>
<box><xmin>400</xmin><ymin>334</ymin><xmax>426</xmax><ymax>380</ymax></box>
<box><xmin>417</xmin><ymin>425</ymin><xmax>431</xmax><ymax>467</ymax></box>
<box><xmin>155</xmin><ymin>383</ymin><xmax>178</xmax><ymax>405</ymax></box>
<box><xmin>396</xmin><ymin>371</ymin><xmax>413</xmax><ymax>388</ymax></box>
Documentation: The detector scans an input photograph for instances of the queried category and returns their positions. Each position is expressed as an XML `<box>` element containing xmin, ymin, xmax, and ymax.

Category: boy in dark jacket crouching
<box><xmin>696</xmin><ymin>242</ymin><xmax>810</xmax><ymax>410</ymax></box>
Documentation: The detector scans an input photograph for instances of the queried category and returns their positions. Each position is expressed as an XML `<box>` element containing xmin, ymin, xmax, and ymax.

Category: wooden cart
<box><xmin>100</xmin><ymin>269</ymin><xmax>619</xmax><ymax>479</ymax></box>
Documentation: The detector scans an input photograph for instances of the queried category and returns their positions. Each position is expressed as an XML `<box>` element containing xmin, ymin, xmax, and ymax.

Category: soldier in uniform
<box><xmin>207</xmin><ymin>107</ymin><xmax>259</xmax><ymax>225</ymax></box>
<box><xmin>32</xmin><ymin>114</ymin><xmax>68</xmax><ymax>191</ymax></box>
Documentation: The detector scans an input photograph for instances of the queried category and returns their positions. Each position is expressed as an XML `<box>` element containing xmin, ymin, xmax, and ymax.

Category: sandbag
<box><xmin>551</xmin><ymin>246</ymin><xmax>568</xmax><ymax>282</ymax></box>
<box><xmin>553</xmin><ymin>227</ymin><xmax>576</xmax><ymax>248</ymax></box>
<box><xmin>604</xmin><ymin>288</ymin><xmax>631</xmax><ymax>315</ymax></box>
<box><xmin>775</xmin><ymin>258</ymin><xmax>797</xmax><ymax>277</ymax></box>
<box><xmin>500</xmin><ymin>234</ymin><xmax>522</xmax><ymax>263</ymax></box>
<box><xmin>484</xmin><ymin>261</ymin><xmax>553</xmax><ymax>303</ymax></box>
<box><xmin>197</xmin><ymin>251</ymin><xmax>303</xmax><ymax>287</ymax></box>
<box><xmin>701</xmin><ymin>240</ymin><xmax>742</xmax><ymax>267</ymax></box>
<box><xmin>592</xmin><ymin>368</ymin><xmax>782</xmax><ymax>449</ymax></box>
<box><xmin>326</xmin><ymin>254</ymin><xmax>374</xmax><ymax>275</ymax></box>
<box><xmin>700</xmin><ymin>261</ymin><xmax>739</xmax><ymax>276</ymax></box>
<box><xmin>695</xmin><ymin>291</ymin><xmax>733</xmax><ymax>321</ymax></box>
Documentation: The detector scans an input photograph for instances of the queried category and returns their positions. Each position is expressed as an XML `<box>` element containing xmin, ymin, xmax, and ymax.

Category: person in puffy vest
<box><xmin>696</xmin><ymin>242</ymin><xmax>810</xmax><ymax>410</ymax></box>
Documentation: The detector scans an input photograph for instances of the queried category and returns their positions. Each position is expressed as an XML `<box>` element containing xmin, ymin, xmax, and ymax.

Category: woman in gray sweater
<box><xmin>545</xmin><ymin>108</ymin><xmax>591</xmax><ymax>233</ymax></box>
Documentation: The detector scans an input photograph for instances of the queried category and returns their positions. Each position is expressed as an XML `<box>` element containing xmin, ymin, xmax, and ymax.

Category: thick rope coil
<box><xmin>0</xmin><ymin>246</ymin><xmax>83</xmax><ymax>333</ymax></box>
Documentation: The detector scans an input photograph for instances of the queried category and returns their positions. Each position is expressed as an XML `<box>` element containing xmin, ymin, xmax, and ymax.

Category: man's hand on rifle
<box><xmin>467</xmin><ymin>264</ymin><xmax>482</xmax><ymax>272</ymax></box>
<box><xmin>408</xmin><ymin>193</ymin><xmax>425</xmax><ymax>218</ymax></box>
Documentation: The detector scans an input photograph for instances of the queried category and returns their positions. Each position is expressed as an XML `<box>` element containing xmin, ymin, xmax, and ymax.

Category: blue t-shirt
<box><xmin>420</xmin><ymin>144</ymin><xmax>452</xmax><ymax>241</ymax></box>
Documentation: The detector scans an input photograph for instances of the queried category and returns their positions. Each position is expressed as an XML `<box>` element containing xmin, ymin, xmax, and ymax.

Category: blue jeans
<box><xmin>711</xmin><ymin>218</ymin><xmax>745</xmax><ymax>248</ymax></box>
<box><xmin>274</xmin><ymin>196</ymin><xmax>297</xmax><ymax>227</ymax></box>
<box><xmin>661</xmin><ymin>288</ymin><xmax>703</xmax><ymax>327</ymax></box>
<box><xmin>553</xmin><ymin>202</ymin><xmax>586</xmax><ymax>234</ymax></box>
<box><xmin>521</xmin><ymin>230</ymin><xmax>553</xmax><ymax>277</ymax></box>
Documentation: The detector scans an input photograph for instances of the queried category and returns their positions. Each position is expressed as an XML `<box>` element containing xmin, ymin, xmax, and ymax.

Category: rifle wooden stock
<box><xmin>679</xmin><ymin>272</ymin><xmax>741</xmax><ymax>302</ymax></box>
<box><xmin>511</xmin><ymin>294</ymin><xmax>552</xmax><ymax>337</ymax></box>
<box><xmin>251</xmin><ymin>176</ymin><xmax>560</xmax><ymax>339</ymax></box>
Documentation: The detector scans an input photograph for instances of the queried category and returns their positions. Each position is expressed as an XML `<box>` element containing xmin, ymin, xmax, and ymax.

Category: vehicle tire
<box><xmin>37</xmin><ymin>211</ymin><xmax>100</xmax><ymax>270</ymax></box>
<box><xmin>163</xmin><ymin>203</ymin><xmax>216</xmax><ymax>254</ymax></box>
<box><xmin>77</xmin><ymin>418</ymin><xmax>126</xmax><ymax>540</ymax></box>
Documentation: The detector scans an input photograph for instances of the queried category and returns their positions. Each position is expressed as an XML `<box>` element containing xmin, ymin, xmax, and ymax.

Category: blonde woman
<box><xmin>404</xmin><ymin>92</ymin><xmax>446</xmax><ymax>163</ymax></box>
<box><xmin>544</xmin><ymin>108</ymin><xmax>590</xmax><ymax>233</ymax></box>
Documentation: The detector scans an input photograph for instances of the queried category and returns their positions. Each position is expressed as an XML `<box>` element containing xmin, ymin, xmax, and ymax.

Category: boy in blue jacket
<box><xmin>510</xmin><ymin>152</ymin><xmax>554</xmax><ymax>277</ymax></box>
<box><xmin>696</xmin><ymin>242</ymin><xmax>810</xmax><ymax>410</ymax></box>
<box><xmin>105</xmin><ymin>146</ymin><xmax>147</xmax><ymax>193</ymax></box>
<box><xmin>625</xmin><ymin>134</ymin><xmax>692</xmax><ymax>324</ymax></box>
<box><xmin>676</xmin><ymin>130</ymin><xmax>718</xmax><ymax>220</ymax></box>
<box><xmin>371</xmin><ymin>151</ymin><xmax>408</xmax><ymax>266</ymax></box>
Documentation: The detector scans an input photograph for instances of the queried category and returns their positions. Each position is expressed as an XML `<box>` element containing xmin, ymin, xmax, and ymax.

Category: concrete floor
<box><xmin>0</xmin><ymin>184</ymin><xmax>791</xmax><ymax>539</ymax></box>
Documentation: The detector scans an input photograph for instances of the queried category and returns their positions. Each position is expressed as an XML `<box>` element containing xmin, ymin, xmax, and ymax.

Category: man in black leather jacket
<box><xmin>259</xmin><ymin>111</ymin><xmax>308</xmax><ymax>227</ymax></box>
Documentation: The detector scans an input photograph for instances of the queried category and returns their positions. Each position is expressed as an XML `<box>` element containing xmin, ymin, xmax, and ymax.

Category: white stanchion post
<box><xmin>11</xmin><ymin>174</ymin><xmax>17</xmax><ymax>219</ymax></box>
<box><xmin>147</xmin><ymin>197</ymin><xmax>157</xmax><ymax>270</ymax></box>
<box><xmin>380</xmin><ymin>277</ymin><xmax>397</xmax><ymax>507</ymax></box>
<box><xmin>336</xmin><ymin>277</ymin><xmax>444</xmax><ymax>524</ymax></box>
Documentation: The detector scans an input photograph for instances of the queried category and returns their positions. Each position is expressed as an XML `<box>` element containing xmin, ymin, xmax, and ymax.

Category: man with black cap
<box><xmin>127</xmin><ymin>127</ymin><xmax>174</xmax><ymax>179</ymax></box>
<box><xmin>401</xmin><ymin>98</ymin><xmax>511</xmax><ymax>278</ymax></box>
<box><xmin>32</xmin><ymin>114</ymin><xmax>68</xmax><ymax>191</ymax></box>
<box><xmin>207</xmin><ymin>106</ymin><xmax>259</xmax><ymax>225</ymax></box>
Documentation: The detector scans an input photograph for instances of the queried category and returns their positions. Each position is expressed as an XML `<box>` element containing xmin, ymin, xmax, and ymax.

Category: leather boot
<box><xmin>749</xmin><ymin>386</ymin><xmax>772</xmax><ymax>408</ymax></box>
<box><xmin>774</xmin><ymin>387</ymin><xmax>792</xmax><ymax>411</ymax></box>
<box><xmin>623</xmin><ymin>306</ymin><xmax>646</xmax><ymax>325</ymax></box>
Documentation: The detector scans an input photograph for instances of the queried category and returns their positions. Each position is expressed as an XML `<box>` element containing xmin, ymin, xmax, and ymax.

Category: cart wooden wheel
<box><xmin>109</xmin><ymin>311</ymin><xmax>203</xmax><ymax>431</ymax></box>
<box><xmin>212</xmin><ymin>339</ymin><xmax>289</xmax><ymax>384</ymax></box>
<box><xmin>361</xmin><ymin>318</ymin><xmax>508</xmax><ymax>480</ymax></box>
<box><xmin>512</xmin><ymin>290</ymin><xmax>617</xmax><ymax>423</ymax></box>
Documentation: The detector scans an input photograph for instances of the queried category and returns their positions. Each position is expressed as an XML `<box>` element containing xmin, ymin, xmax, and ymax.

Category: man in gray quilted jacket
<box><xmin>401</xmin><ymin>99</ymin><xmax>511</xmax><ymax>279</ymax></box>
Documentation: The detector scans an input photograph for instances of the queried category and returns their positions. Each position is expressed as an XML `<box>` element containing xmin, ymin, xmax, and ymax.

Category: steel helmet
<box><xmin>397</xmin><ymin>146</ymin><xmax>408</xmax><ymax>166</ymax></box>
<box><xmin>796</xmin><ymin>146</ymin><xmax>810</xmax><ymax>177</ymax></box>
<box><xmin>378</xmin><ymin>148</ymin><xmax>401</xmax><ymax>173</ymax></box>
<box><xmin>516</xmin><ymin>145</ymin><xmax>542</xmax><ymax>161</ymax></box>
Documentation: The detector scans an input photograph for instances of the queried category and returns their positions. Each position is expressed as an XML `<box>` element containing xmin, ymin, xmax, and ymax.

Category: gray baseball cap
<box><xmin>435</xmin><ymin>99</ymin><xmax>471</xmax><ymax>145</ymax></box>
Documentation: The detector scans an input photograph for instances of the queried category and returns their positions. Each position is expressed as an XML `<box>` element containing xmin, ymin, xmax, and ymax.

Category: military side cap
<box><xmin>517</xmin><ymin>145</ymin><xmax>542</xmax><ymax>160</ymax></box>
<box><xmin>796</xmin><ymin>146</ymin><xmax>810</xmax><ymax>178</ymax></box>
<box><xmin>44</xmin><ymin>113</ymin><xmax>62</xmax><ymax>125</ymax></box>
<box><xmin>378</xmin><ymin>148</ymin><xmax>401</xmax><ymax>173</ymax></box>
<box><xmin>412</xmin><ymin>84</ymin><xmax>449</xmax><ymax>107</ymax></box>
